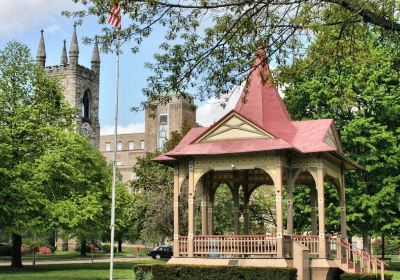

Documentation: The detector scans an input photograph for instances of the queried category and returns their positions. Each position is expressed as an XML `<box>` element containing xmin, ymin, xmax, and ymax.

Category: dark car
<box><xmin>148</xmin><ymin>245</ymin><xmax>173</xmax><ymax>259</ymax></box>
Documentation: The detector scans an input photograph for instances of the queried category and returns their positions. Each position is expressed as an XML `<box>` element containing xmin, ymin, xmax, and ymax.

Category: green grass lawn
<box><xmin>0</xmin><ymin>260</ymin><xmax>165</xmax><ymax>280</ymax></box>
<box><xmin>387</xmin><ymin>270</ymin><xmax>400</xmax><ymax>280</ymax></box>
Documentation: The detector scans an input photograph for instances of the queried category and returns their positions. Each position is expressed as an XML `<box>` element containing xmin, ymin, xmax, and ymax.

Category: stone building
<box><xmin>100</xmin><ymin>133</ymin><xmax>146</xmax><ymax>183</ymax></box>
<box><xmin>99</xmin><ymin>95</ymin><xmax>196</xmax><ymax>184</ymax></box>
<box><xmin>36</xmin><ymin>25</ymin><xmax>100</xmax><ymax>147</ymax></box>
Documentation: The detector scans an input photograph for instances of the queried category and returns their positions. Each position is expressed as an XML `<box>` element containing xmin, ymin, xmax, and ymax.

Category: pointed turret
<box><xmin>36</xmin><ymin>29</ymin><xmax>46</xmax><ymax>67</ymax></box>
<box><xmin>69</xmin><ymin>24</ymin><xmax>79</xmax><ymax>66</ymax></box>
<box><xmin>234</xmin><ymin>44</ymin><xmax>296</xmax><ymax>141</ymax></box>
<box><xmin>91</xmin><ymin>36</ymin><xmax>100</xmax><ymax>74</ymax></box>
<box><xmin>60</xmin><ymin>40</ymin><xmax>68</xmax><ymax>65</ymax></box>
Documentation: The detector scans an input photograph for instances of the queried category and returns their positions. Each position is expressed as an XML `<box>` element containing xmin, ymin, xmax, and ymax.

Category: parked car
<box><xmin>148</xmin><ymin>245</ymin><xmax>173</xmax><ymax>259</ymax></box>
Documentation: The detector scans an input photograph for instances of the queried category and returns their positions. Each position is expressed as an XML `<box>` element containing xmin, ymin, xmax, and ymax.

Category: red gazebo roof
<box><xmin>154</xmin><ymin>46</ymin><xmax>359</xmax><ymax>169</ymax></box>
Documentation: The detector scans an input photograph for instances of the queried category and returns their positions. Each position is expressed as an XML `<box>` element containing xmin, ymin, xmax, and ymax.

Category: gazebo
<box><xmin>154</xmin><ymin>47</ymin><xmax>385</xmax><ymax>280</ymax></box>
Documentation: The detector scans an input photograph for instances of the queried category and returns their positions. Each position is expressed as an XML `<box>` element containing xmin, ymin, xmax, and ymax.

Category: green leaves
<box><xmin>278</xmin><ymin>22</ymin><xmax>400</xmax><ymax>239</ymax></box>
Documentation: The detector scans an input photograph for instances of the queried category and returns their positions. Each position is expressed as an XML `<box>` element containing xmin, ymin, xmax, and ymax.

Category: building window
<box><xmin>128</xmin><ymin>141</ymin><xmax>134</xmax><ymax>150</ymax></box>
<box><xmin>105</xmin><ymin>143</ymin><xmax>111</xmax><ymax>152</ymax></box>
<box><xmin>131</xmin><ymin>172</ymin><xmax>137</xmax><ymax>180</ymax></box>
<box><xmin>140</xmin><ymin>140</ymin><xmax>145</xmax><ymax>150</ymax></box>
<box><xmin>158</xmin><ymin>114</ymin><xmax>168</xmax><ymax>148</ymax></box>
<box><xmin>116</xmin><ymin>160</ymin><xmax>121</xmax><ymax>166</ymax></box>
<box><xmin>117</xmin><ymin>142</ymin><xmax>122</xmax><ymax>151</ymax></box>
<box><xmin>82</xmin><ymin>90</ymin><xmax>90</xmax><ymax>118</ymax></box>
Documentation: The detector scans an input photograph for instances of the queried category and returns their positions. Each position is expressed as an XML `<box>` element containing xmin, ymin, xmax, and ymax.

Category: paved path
<box><xmin>0</xmin><ymin>256</ymin><xmax>152</xmax><ymax>266</ymax></box>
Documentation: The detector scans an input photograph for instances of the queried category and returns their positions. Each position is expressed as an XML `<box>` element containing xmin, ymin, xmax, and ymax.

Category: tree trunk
<box><xmin>80</xmin><ymin>240</ymin><xmax>87</xmax><ymax>256</ymax></box>
<box><xmin>118</xmin><ymin>239</ymin><xmax>123</xmax><ymax>253</ymax></box>
<box><xmin>11</xmin><ymin>233</ymin><xmax>23</xmax><ymax>268</ymax></box>
<box><xmin>362</xmin><ymin>234</ymin><xmax>371</xmax><ymax>253</ymax></box>
<box><xmin>381</xmin><ymin>233</ymin><xmax>385</xmax><ymax>260</ymax></box>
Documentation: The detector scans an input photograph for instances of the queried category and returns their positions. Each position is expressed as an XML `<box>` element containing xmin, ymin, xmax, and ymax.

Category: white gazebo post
<box><xmin>200</xmin><ymin>178</ymin><xmax>208</xmax><ymax>235</ymax></box>
<box><xmin>173</xmin><ymin>165</ymin><xmax>180</xmax><ymax>257</ymax></box>
<box><xmin>187</xmin><ymin>161</ymin><xmax>195</xmax><ymax>257</ymax></box>
<box><xmin>317</xmin><ymin>164</ymin><xmax>327</xmax><ymax>258</ymax></box>
<box><xmin>275</xmin><ymin>161</ymin><xmax>284</xmax><ymax>258</ymax></box>
<box><xmin>286</xmin><ymin>171</ymin><xmax>294</xmax><ymax>234</ymax></box>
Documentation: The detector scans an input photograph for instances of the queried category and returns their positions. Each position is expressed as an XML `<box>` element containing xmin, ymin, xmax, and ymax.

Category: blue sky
<box><xmin>0</xmin><ymin>0</ymin><xmax>241</xmax><ymax>134</ymax></box>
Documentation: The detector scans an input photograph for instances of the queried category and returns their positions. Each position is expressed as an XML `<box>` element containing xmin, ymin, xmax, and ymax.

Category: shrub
<box><xmin>102</xmin><ymin>244</ymin><xmax>117</xmax><ymax>253</ymax></box>
<box><xmin>133</xmin><ymin>264</ymin><xmax>297</xmax><ymax>280</ymax></box>
<box><xmin>340</xmin><ymin>273</ymin><xmax>393</xmax><ymax>280</ymax></box>
<box><xmin>372</xmin><ymin>238</ymin><xmax>399</xmax><ymax>256</ymax></box>
<box><xmin>0</xmin><ymin>244</ymin><xmax>12</xmax><ymax>256</ymax></box>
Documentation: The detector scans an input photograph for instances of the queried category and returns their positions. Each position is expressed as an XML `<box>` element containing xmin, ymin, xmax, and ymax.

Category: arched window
<box><xmin>82</xmin><ymin>90</ymin><xmax>90</xmax><ymax>119</ymax></box>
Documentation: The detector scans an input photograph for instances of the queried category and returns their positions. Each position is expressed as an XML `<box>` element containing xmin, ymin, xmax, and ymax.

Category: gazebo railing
<box><xmin>178</xmin><ymin>235</ymin><xmax>278</xmax><ymax>257</ymax></box>
<box><xmin>178</xmin><ymin>236</ymin><xmax>188</xmax><ymax>256</ymax></box>
<box><xmin>288</xmin><ymin>235</ymin><xmax>319</xmax><ymax>255</ymax></box>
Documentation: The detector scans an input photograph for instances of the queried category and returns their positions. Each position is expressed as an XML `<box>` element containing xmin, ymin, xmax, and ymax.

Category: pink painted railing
<box><xmin>178</xmin><ymin>235</ymin><xmax>278</xmax><ymax>257</ymax></box>
<box><xmin>333</xmin><ymin>237</ymin><xmax>387</xmax><ymax>280</ymax></box>
<box><xmin>288</xmin><ymin>235</ymin><xmax>319</xmax><ymax>255</ymax></box>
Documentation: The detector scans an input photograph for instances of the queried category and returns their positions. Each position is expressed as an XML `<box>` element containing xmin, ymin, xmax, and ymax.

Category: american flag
<box><xmin>108</xmin><ymin>2</ymin><xmax>121</xmax><ymax>30</ymax></box>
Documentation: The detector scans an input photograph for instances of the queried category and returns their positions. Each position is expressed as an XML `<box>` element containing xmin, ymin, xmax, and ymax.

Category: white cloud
<box><xmin>101</xmin><ymin>123</ymin><xmax>145</xmax><ymax>136</ymax></box>
<box><xmin>0</xmin><ymin>0</ymin><xmax>81</xmax><ymax>35</ymax></box>
<box><xmin>196</xmin><ymin>85</ymin><xmax>243</xmax><ymax>127</ymax></box>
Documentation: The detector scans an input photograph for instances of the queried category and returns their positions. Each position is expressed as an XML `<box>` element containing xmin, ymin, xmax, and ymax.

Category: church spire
<box><xmin>36</xmin><ymin>29</ymin><xmax>46</xmax><ymax>67</ymax></box>
<box><xmin>69</xmin><ymin>24</ymin><xmax>79</xmax><ymax>66</ymax></box>
<box><xmin>60</xmin><ymin>40</ymin><xmax>68</xmax><ymax>65</ymax></box>
<box><xmin>91</xmin><ymin>36</ymin><xmax>100</xmax><ymax>73</ymax></box>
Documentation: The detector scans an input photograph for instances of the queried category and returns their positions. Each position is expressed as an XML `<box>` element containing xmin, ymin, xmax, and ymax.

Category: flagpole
<box><xmin>109</xmin><ymin>32</ymin><xmax>120</xmax><ymax>280</ymax></box>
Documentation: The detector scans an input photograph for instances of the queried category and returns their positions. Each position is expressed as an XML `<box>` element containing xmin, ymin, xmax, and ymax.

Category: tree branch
<box><xmin>325</xmin><ymin>0</ymin><xmax>400</xmax><ymax>32</ymax></box>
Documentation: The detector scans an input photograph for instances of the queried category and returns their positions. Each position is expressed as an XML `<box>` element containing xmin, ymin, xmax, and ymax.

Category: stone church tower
<box><xmin>36</xmin><ymin>26</ymin><xmax>100</xmax><ymax>147</ymax></box>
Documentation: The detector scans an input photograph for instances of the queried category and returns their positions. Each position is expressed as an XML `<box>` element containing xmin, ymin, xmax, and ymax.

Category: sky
<box><xmin>0</xmin><ymin>0</ymin><xmax>242</xmax><ymax>135</ymax></box>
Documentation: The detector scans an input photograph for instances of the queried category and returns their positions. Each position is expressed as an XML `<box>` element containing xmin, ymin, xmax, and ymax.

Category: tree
<box><xmin>130</xmin><ymin>124</ymin><xmax>192</xmax><ymax>244</ymax></box>
<box><xmin>113</xmin><ymin>183</ymin><xmax>147</xmax><ymax>252</ymax></box>
<box><xmin>33</xmin><ymin>131</ymin><xmax>112</xmax><ymax>256</ymax></box>
<box><xmin>69</xmin><ymin>0</ymin><xmax>399</xmax><ymax>106</ymax></box>
<box><xmin>276</xmin><ymin>17</ymin><xmax>400</xmax><ymax>250</ymax></box>
<box><xmin>0</xmin><ymin>41</ymin><xmax>75</xmax><ymax>267</ymax></box>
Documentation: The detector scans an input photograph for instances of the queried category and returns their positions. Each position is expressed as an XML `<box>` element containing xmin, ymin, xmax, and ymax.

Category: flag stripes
<box><xmin>108</xmin><ymin>3</ymin><xmax>121</xmax><ymax>30</ymax></box>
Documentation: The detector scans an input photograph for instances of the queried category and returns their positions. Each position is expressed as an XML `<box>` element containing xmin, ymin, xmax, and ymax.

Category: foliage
<box><xmin>213</xmin><ymin>184</ymin><xmax>234</xmax><ymax>235</ymax></box>
<box><xmin>0</xmin><ymin>41</ymin><xmax>112</xmax><ymax>265</ymax></box>
<box><xmin>0</xmin><ymin>245</ymin><xmax>12</xmax><ymax>257</ymax></box>
<box><xmin>101</xmin><ymin>244</ymin><xmax>118</xmax><ymax>253</ymax></box>
<box><xmin>69</xmin><ymin>0</ymin><xmax>399</xmax><ymax>108</ymax></box>
<box><xmin>340</xmin><ymin>273</ymin><xmax>393</xmax><ymax>280</ymax></box>
<box><xmin>130</xmin><ymin>124</ymin><xmax>192</xmax><ymax>243</ymax></box>
<box><xmin>372</xmin><ymin>237</ymin><xmax>400</xmax><ymax>256</ymax></box>
<box><xmin>133</xmin><ymin>264</ymin><xmax>297</xmax><ymax>280</ymax></box>
<box><xmin>248</xmin><ymin>185</ymin><xmax>276</xmax><ymax>234</ymax></box>
<box><xmin>277</xmin><ymin>16</ymin><xmax>400</xmax><ymax>240</ymax></box>
<box><xmin>35</xmin><ymin>131</ymin><xmax>112</xmax><ymax>244</ymax></box>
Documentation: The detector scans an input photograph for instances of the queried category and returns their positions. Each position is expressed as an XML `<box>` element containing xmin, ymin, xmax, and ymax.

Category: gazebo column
<box><xmin>340</xmin><ymin>174</ymin><xmax>347</xmax><ymax>239</ymax></box>
<box><xmin>311</xmin><ymin>187</ymin><xmax>318</xmax><ymax>235</ymax></box>
<box><xmin>173</xmin><ymin>165</ymin><xmax>180</xmax><ymax>257</ymax></box>
<box><xmin>207</xmin><ymin>183</ymin><xmax>216</xmax><ymax>235</ymax></box>
<box><xmin>316</xmin><ymin>165</ymin><xmax>327</xmax><ymax>258</ymax></box>
<box><xmin>286</xmin><ymin>174</ymin><xmax>294</xmax><ymax>234</ymax></box>
<box><xmin>232</xmin><ymin>187</ymin><xmax>240</xmax><ymax>235</ymax></box>
<box><xmin>243</xmin><ymin>187</ymin><xmax>250</xmax><ymax>235</ymax></box>
<box><xmin>200</xmin><ymin>179</ymin><xmax>208</xmax><ymax>235</ymax></box>
<box><xmin>187</xmin><ymin>162</ymin><xmax>195</xmax><ymax>257</ymax></box>
<box><xmin>275</xmin><ymin>163</ymin><xmax>284</xmax><ymax>258</ymax></box>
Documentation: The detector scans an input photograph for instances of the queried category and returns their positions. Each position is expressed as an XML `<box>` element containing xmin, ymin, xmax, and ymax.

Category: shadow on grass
<box><xmin>0</xmin><ymin>260</ymin><xmax>166</xmax><ymax>274</ymax></box>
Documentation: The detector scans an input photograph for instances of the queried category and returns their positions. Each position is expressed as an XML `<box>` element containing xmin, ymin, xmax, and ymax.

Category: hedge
<box><xmin>133</xmin><ymin>264</ymin><xmax>297</xmax><ymax>280</ymax></box>
<box><xmin>340</xmin><ymin>273</ymin><xmax>393</xmax><ymax>280</ymax></box>
<box><xmin>0</xmin><ymin>245</ymin><xmax>12</xmax><ymax>256</ymax></box>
